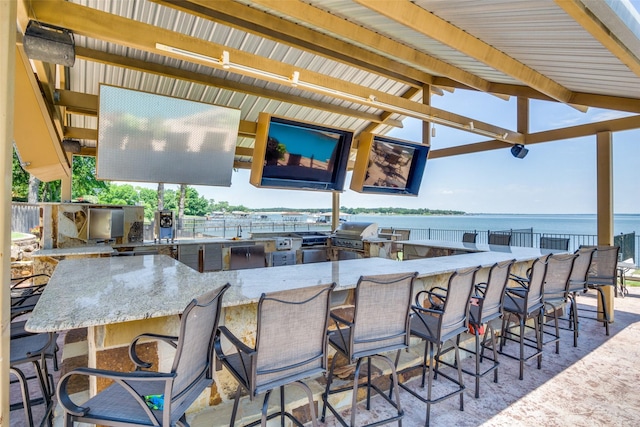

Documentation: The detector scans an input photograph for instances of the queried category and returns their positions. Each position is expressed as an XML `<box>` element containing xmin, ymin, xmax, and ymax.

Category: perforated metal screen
<box><xmin>97</xmin><ymin>85</ymin><xmax>240</xmax><ymax>186</ymax></box>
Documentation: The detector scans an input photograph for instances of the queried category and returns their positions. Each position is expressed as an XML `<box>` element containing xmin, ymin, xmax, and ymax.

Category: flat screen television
<box><xmin>250</xmin><ymin>113</ymin><xmax>353</xmax><ymax>191</ymax></box>
<box><xmin>350</xmin><ymin>133</ymin><xmax>429</xmax><ymax>196</ymax></box>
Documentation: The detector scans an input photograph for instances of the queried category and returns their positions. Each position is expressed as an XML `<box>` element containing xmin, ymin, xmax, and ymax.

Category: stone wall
<box><xmin>11</xmin><ymin>234</ymin><xmax>39</xmax><ymax>278</ymax></box>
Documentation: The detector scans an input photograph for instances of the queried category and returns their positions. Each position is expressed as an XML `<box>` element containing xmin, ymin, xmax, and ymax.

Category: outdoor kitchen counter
<box><xmin>26</xmin><ymin>244</ymin><xmax>554</xmax><ymax>333</ymax></box>
<box><xmin>24</xmin><ymin>246</ymin><xmax>553</xmax><ymax>415</ymax></box>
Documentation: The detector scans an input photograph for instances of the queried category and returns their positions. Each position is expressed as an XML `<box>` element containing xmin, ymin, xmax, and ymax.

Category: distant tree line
<box><xmin>253</xmin><ymin>206</ymin><xmax>466</xmax><ymax>216</ymax></box>
<box><xmin>339</xmin><ymin>207</ymin><xmax>465</xmax><ymax>215</ymax></box>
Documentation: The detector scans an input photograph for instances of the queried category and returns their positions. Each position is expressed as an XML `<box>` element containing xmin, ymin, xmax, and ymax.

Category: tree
<box><xmin>28</xmin><ymin>175</ymin><xmax>40</xmax><ymax>203</ymax></box>
<box><xmin>163</xmin><ymin>189</ymin><xmax>178</xmax><ymax>211</ymax></box>
<box><xmin>183</xmin><ymin>187</ymin><xmax>209</xmax><ymax>216</ymax></box>
<box><xmin>12</xmin><ymin>149</ymin><xmax>29</xmax><ymax>201</ymax></box>
<box><xmin>40</xmin><ymin>180</ymin><xmax>60</xmax><ymax>202</ymax></box>
<box><xmin>97</xmin><ymin>184</ymin><xmax>139</xmax><ymax>206</ymax></box>
<box><xmin>138</xmin><ymin>187</ymin><xmax>158</xmax><ymax>221</ymax></box>
<box><xmin>178</xmin><ymin>184</ymin><xmax>186</xmax><ymax>222</ymax></box>
<box><xmin>72</xmin><ymin>156</ymin><xmax>109</xmax><ymax>199</ymax></box>
<box><xmin>157</xmin><ymin>183</ymin><xmax>164</xmax><ymax>211</ymax></box>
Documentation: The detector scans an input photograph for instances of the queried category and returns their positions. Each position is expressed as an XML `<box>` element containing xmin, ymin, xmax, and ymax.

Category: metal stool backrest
<box><xmin>351</xmin><ymin>272</ymin><xmax>417</xmax><ymax>359</ymax></box>
<box><xmin>523</xmin><ymin>257</ymin><xmax>547</xmax><ymax>310</ymax></box>
<box><xmin>582</xmin><ymin>245</ymin><xmax>620</xmax><ymax>282</ymax></box>
<box><xmin>439</xmin><ymin>266</ymin><xmax>480</xmax><ymax>338</ymax></box>
<box><xmin>477</xmin><ymin>259</ymin><xmax>514</xmax><ymax>322</ymax></box>
<box><xmin>569</xmin><ymin>246</ymin><xmax>597</xmax><ymax>290</ymax></box>
<box><xmin>543</xmin><ymin>253</ymin><xmax>578</xmax><ymax>300</ymax></box>
<box><xmin>540</xmin><ymin>236</ymin><xmax>570</xmax><ymax>250</ymax></box>
<box><xmin>462</xmin><ymin>232</ymin><xmax>477</xmax><ymax>243</ymax></box>
<box><xmin>489</xmin><ymin>233</ymin><xmax>511</xmax><ymax>246</ymax></box>
<box><xmin>170</xmin><ymin>284</ymin><xmax>229</xmax><ymax>412</ymax></box>
<box><xmin>254</xmin><ymin>283</ymin><xmax>334</xmax><ymax>391</ymax></box>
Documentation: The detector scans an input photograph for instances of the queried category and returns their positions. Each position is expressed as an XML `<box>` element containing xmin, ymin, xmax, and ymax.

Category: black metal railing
<box><xmin>156</xmin><ymin>218</ymin><xmax>332</xmax><ymax>241</ymax></box>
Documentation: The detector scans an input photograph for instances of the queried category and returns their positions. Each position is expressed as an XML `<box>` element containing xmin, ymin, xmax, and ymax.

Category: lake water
<box><xmin>346</xmin><ymin>213</ymin><xmax>640</xmax><ymax>236</ymax></box>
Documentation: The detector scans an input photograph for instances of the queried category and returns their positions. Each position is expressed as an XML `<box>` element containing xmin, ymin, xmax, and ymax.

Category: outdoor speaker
<box><xmin>23</xmin><ymin>21</ymin><xmax>75</xmax><ymax>67</ymax></box>
<box><xmin>511</xmin><ymin>144</ymin><xmax>529</xmax><ymax>159</ymax></box>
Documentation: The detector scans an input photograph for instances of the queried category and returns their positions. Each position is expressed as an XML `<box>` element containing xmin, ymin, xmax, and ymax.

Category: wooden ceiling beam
<box><xmin>64</xmin><ymin>126</ymin><xmax>97</xmax><ymax>140</ymax></box>
<box><xmin>153</xmin><ymin>0</ymin><xmax>427</xmax><ymax>88</ymax></box>
<box><xmin>430</xmin><ymin>140</ymin><xmax>510</xmax><ymax>159</ymax></box>
<box><xmin>358</xmin><ymin>0</ymin><xmax>574</xmax><ymax>104</ymax></box>
<box><xmin>29</xmin><ymin>0</ymin><xmax>519</xmax><ymax>142</ymax></box>
<box><xmin>166</xmin><ymin>0</ymin><xmax>493</xmax><ymax>94</ymax></box>
<box><xmin>73</xmin><ymin>46</ymin><xmax>401</xmax><ymax>127</ymax></box>
<box><xmin>430</xmin><ymin>114</ymin><xmax>640</xmax><ymax>158</ymax></box>
<box><xmin>526</xmin><ymin>114</ymin><xmax>640</xmax><ymax>144</ymax></box>
<box><xmin>431</xmin><ymin>77</ymin><xmax>640</xmax><ymax>114</ymax></box>
<box><xmin>14</xmin><ymin>47</ymin><xmax>70</xmax><ymax>180</ymax></box>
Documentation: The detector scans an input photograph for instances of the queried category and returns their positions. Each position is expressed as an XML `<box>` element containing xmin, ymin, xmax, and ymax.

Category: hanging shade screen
<box><xmin>97</xmin><ymin>85</ymin><xmax>240</xmax><ymax>186</ymax></box>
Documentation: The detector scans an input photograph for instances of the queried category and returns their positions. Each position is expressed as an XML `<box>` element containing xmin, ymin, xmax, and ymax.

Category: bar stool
<box><xmin>567</xmin><ymin>246</ymin><xmax>597</xmax><ymax>346</ymax></box>
<box><xmin>10</xmin><ymin>332</ymin><xmax>57</xmax><ymax>427</ymax></box>
<box><xmin>322</xmin><ymin>272</ymin><xmax>417</xmax><ymax>427</ymax></box>
<box><xmin>396</xmin><ymin>266</ymin><xmax>480</xmax><ymax>427</ymax></box>
<box><xmin>499</xmin><ymin>257</ymin><xmax>548</xmax><ymax>380</ymax></box>
<box><xmin>580</xmin><ymin>245</ymin><xmax>620</xmax><ymax>336</ymax></box>
<box><xmin>541</xmin><ymin>253</ymin><xmax>578</xmax><ymax>354</ymax></box>
<box><xmin>442</xmin><ymin>259</ymin><xmax>515</xmax><ymax>398</ymax></box>
<box><xmin>216</xmin><ymin>283</ymin><xmax>335</xmax><ymax>426</ymax></box>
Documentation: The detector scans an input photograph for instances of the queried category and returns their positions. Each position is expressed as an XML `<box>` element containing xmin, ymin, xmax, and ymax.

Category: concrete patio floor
<box><xmin>10</xmin><ymin>285</ymin><xmax>640</xmax><ymax>427</ymax></box>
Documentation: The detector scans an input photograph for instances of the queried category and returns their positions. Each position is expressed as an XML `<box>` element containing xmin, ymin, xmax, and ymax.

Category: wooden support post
<box><xmin>596</xmin><ymin>131</ymin><xmax>614</xmax><ymax>322</ymax></box>
<box><xmin>1</xmin><ymin>0</ymin><xmax>17</xmax><ymax>421</ymax></box>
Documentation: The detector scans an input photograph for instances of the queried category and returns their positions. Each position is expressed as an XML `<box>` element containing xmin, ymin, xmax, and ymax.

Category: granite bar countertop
<box><xmin>26</xmin><ymin>244</ymin><xmax>553</xmax><ymax>333</ymax></box>
<box><xmin>399</xmin><ymin>239</ymin><xmax>525</xmax><ymax>253</ymax></box>
<box><xmin>33</xmin><ymin>246</ymin><xmax>117</xmax><ymax>257</ymax></box>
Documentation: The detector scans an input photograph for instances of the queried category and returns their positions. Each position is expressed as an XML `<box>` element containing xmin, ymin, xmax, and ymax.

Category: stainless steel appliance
<box><xmin>274</xmin><ymin>237</ymin><xmax>293</xmax><ymax>251</ymax></box>
<box><xmin>295</xmin><ymin>231</ymin><xmax>330</xmax><ymax>247</ymax></box>
<box><xmin>88</xmin><ymin>208</ymin><xmax>124</xmax><ymax>241</ymax></box>
<box><xmin>270</xmin><ymin>251</ymin><xmax>296</xmax><ymax>266</ymax></box>
<box><xmin>229</xmin><ymin>245</ymin><xmax>266</xmax><ymax>270</ymax></box>
<box><xmin>302</xmin><ymin>248</ymin><xmax>328</xmax><ymax>264</ymax></box>
<box><xmin>330</xmin><ymin>222</ymin><xmax>378</xmax><ymax>250</ymax></box>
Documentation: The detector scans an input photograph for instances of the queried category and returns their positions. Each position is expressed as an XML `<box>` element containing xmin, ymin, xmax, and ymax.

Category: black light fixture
<box><xmin>510</xmin><ymin>144</ymin><xmax>529</xmax><ymax>159</ymax></box>
<box><xmin>23</xmin><ymin>20</ymin><xmax>75</xmax><ymax>67</ymax></box>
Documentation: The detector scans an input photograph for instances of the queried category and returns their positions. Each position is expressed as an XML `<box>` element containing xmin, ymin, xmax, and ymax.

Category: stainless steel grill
<box><xmin>331</xmin><ymin>222</ymin><xmax>378</xmax><ymax>250</ymax></box>
<box><xmin>294</xmin><ymin>231</ymin><xmax>330</xmax><ymax>247</ymax></box>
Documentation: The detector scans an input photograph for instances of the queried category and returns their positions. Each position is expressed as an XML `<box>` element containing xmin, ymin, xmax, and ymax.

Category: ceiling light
<box><xmin>220</xmin><ymin>50</ymin><xmax>230</xmax><ymax>69</ymax></box>
<box><xmin>156</xmin><ymin>43</ymin><xmax>220</xmax><ymax>66</ymax></box>
<box><xmin>290</xmin><ymin>71</ymin><xmax>299</xmax><ymax>86</ymax></box>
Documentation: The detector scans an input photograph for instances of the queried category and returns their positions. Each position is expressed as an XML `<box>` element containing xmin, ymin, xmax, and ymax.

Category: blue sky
<box><xmin>122</xmin><ymin>1</ymin><xmax>640</xmax><ymax>215</ymax></box>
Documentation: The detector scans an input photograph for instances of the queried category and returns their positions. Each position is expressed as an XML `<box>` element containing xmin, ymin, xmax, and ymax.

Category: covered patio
<box><xmin>3</xmin><ymin>0</ymin><xmax>640</xmax><ymax>424</ymax></box>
